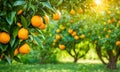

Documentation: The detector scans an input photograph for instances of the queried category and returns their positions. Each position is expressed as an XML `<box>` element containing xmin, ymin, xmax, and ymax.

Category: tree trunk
<box><xmin>96</xmin><ymin>45</ymin><xmax>107</xmax><ymax>65</ymax></box>
<box><xmin>106</xmin><ymin>50</ymin><xmax>117</xmax><ymax>69</ymax></box>
<box><xmin>73</xmin><ymin>57</ymin><xmax>78</xmax><ymax>63</ymax></box>
<box><xmin>107</xmin><ymin>58</ymin><xmax>117</xmax><ymax>69</ymax></box>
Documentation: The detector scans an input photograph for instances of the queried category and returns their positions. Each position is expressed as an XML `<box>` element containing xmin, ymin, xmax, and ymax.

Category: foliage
<box><xmin>0</xmin><ymin>0</ymin><xmax>53</xmax><ymax>64</ymax></box>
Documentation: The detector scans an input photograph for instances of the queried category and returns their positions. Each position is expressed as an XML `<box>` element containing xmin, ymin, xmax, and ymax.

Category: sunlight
<box><xmin>95</xmin><ymin>0</ymin><xmax>101</xmax><ymax>5</ymax></box>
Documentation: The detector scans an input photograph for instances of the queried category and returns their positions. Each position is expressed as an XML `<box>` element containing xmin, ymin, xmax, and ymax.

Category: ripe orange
<box><xmin>38</xmin><ymin>23</ymin><xmax>46</xmax><ymax>30</ymax></box>
<box><xmin>14</xmin><ymin>48</ymin><xmax>19</xmax><ymax>56</ymax></box>
<box><xmin>71</xmin><ymin>31</ymin><xmax>77</xmax><ymax>36</ymax></box>
<box><xmin>107</xmin><ymin>19</ymin><xmax>112</xmax><ymax>24</ymax></box>
<box><xmin>0</xmin><ymin>32</ymin><xmax>10</xmax><ymax>44</ymax></box>
<box><xmin>31</xmin><ymin>15</ymin><xmax>43</xmax><ymax>27</ymax></box>
<box><xmin>53</xmin><ymin>39</ymin><xmax>58</xmax><ymax>43</ymax></box>
<box><xmin>80</xmin><ymin>34</ymin><xmax>85</xmax><ymax>39</ymax></box>
<box><xmin>61</xmin><ymin>26</ymin><xmax>65</xmax><ymax>30</ymax></box>
<box><xmin>17</xmin><ymin>9</ymin><xmax>23</xmax><ymax>15</ymax></box>
<box><xmin>44</xmin><ymin>15</ymin><xmax>49</xmax><ymax>24</ymax></box>
<box><xmin>53</xmin><ymin>10</ymin><xmax>61</xmax><ymax>20</ymax></box>
<box><xmin>68</xmin><ymin>29</ymin><xmax>73</xmax><ymax>34</ymax></box>
<box><xmin>78</xmin><ymin>8</ymin><xmax>83</xmax><ymax>14</ymax></box>
<box><xmin>108</xmin><ymin>30</ymin><xmax>111</xmax><ymax>33</ymax></box>
<box><xmin>18</xmin><ymin>28</ymin><xmax>28</xmax><ymax>40</ymax></box>
<box><xmin>19</xmin><ymin>43</ymin><xmax>30</xmax><ymax>54</ymax></box>
<box><xmin>116</xmin><ymin>41</ymin><xmax>120</xmax><ymax>46</ymax></box>
<box><xmin>56</xmin><ymin>35</ymin><xmax>61</xmax><ymax>40</ymax></box>
<box><xmin>59</xmin><ymin>44</ymin><xmax>65</xmax><ymax>50</ymax></box>
<box><xmin>107</xmin><ymin>11</ymin><xmax>111</xmax><ymax>14</ymax></box>
<box><xmin>17</xmin><ymin>22</ymin><xmax>22</xmax><ymax>27</ymax></box>
<box><xmin>70</xmin><ymin>9</ymin><xmax>75</xmax><ymax>15</ymax></box>
<box><xmin>74</xmin><ymin>35</ymin><xmax>79</xmax><ymax>40</ymax></box>
<box><xmin>117</xmin><ymin>20</ymin><xmax>120</xmax><ymax>26</ymax></box>
<box><xmin>56</xmin><ymin>29</ymin><xmax>61</xmax><ymax>33</ymax></box>
<box><xmin>111</xmin><ymin>17</ymin><xmax>116</xmax><ymax>23</ymax></box>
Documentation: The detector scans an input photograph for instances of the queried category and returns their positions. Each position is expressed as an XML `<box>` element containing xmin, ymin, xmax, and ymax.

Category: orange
<box><xmin>74</xmin><ymin>35</ymin><xmax>79</xmax><ymax>40</ymax></box>
<box><xmin>103</xmin><ymin>27</ymin><xmax>106</xmax><ymax>31</ymax></box>
<box><xmin>14</xmin><ymin>48</ymin><xmax>19</xmax><ymax>56</ymax></box>
<box><xmin>18</xmin><ymin>28</ymin><xmax>28</xmax><ymax>40</ymax></box>
<box><xmin>78</xmin><ymin>8</ymin><xmax>83</xmax><ymax>14</ymax></box>
<box><xmin>53</xmin><ymin>39</ymin><xmax>58</xmax><ymax>43</ymax></box>
<box><xmin>19</xmin><ymin>43</ymin><xmax>30</xmax><ymax>54</ymax></box>
<box><xmin>52</xmin><ymin>42</ymin><xmax>56</xmax><ymax>46</ymax></box>
<box><xmin>53</xmin><ymin>10</ymin><xmax>61</xmax><ymax>20</ymax></box>
<box><xmin>38</xmin><ymin>23</ymin><xmax>46</xmax><ymax>29</ymax></box>
<box><xmin>80</xmin><ymin>34</ymin><xmax>85</xmax><ymax>39</ymax></box>
<box><xmin>70</xmin><ymin>19</ymin><xmax>74</xmax><ymax>23</ymax></box>
<box><xmin>44</xmin><ymin>15</ymin><xmax>49</xmax><ymax>24</ymax></box>
<box><xmin>108</xmin><ymin>30</ymin><xmax>111</xmax><ymax>33</ymax></box>
<box><xmin>105</xmin><ymin>34</ymin><xmax>109</xmax><ymax>38</ymax></box>
<box><xmin>31</xmin><ymin>15</ymin><xmax>43</xmax><ymax>27</ymax></box>
<box><xmin>68</xmin><ymin>29</ymin><xmax>73</xmax><ymax>34</ymax></box>
<box><xmin>61</xmin><ymin>26</ymin><xmax>65</xmax><ymax>30</ymax></box>
<box><xmin>107</xmin><ymin>11</ymin><xmax>111</xmax><ymax>14</ymax></box>
<box><xmin>111</xmin><ymin>17</ymin><xmax>116</xmax><ymax>23</ymax></box>
<box><xmin>117</xmin><ymin>20</ymin><xmax>120</xmax><ymax>26</ymax></box>
<box><xmin>107</xmin><ymin>19</ymin><xmax>112</xmax><ymax>24</ymax></box>
<box><xmin>56</xmin><ymin>35</ymin><xmax>61</xmax><ymax>40</ymax></box>
<box><xmin>17</xmin><ymin>9</ymin><xmax>23</xmax><ymax>15</ymax></box>
<box><xmin>116</xmin><ymin>41</ymin><xmax>120</xmax><ymax>46</ymax></box>
<box><xmin>56</xmin><ymin>29</ymin><xmax>61</xmax><ymax>33</ymax></box>
<box><xmin>0</xmin><ymin>32</ymin><xmax>10</xmax><ymax>44</ymax></box>
<box><xmin>17</xmin><ymin>22</ymin><xmax>22</xmax><ymax>27</ymax></box>
<box><xmin>70</xmin><ymin>9</ymin><xmax>75</xmax><ymax>15</ymax></box>
<box><xmin>71</xmin><ymin>31</ymin><xmax>77</xmax><ymax>36</ymax></box>
<box><xmin>59</xmin><ymin>44</ymin><xmax>65</xmax><ymax>50</ymax></box>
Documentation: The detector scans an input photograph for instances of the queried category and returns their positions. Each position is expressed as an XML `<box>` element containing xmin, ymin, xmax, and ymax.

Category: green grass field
<box><xmin>0</xmin><ymin>60</ymin><xmax>120</xmax><ymax>72</ymax></box>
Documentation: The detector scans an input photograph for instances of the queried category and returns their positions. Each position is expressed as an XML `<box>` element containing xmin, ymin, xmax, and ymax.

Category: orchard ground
<box><xmin>0</xmin><ymin>59</ymin><xmax>120</xmax><ymax>72</ymax></box>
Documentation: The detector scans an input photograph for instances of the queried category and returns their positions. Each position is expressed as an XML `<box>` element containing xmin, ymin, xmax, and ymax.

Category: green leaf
<box><xmin>0</xmin><ymin>44</ymin><xmax>8</xmax><ymax>52</ymax></box>
<box><xmin>0</xmin><ymin>11</ymin><xmax>7</xmax><ymax>16</ymax></box>
<box><xmin>10</xmin><ymin>36</ymin><xmax>16</xmax><ymax>48</ymax></box>
<box><xmin>6</xmin><ymin>11</ymin><xmax>16</xmax><ymax>25</ymax></box>
<box><xmin>13</xmin><ymin>0</ymin><xmax>26</xmax><ymax>6</ymax></box>
<box><xmin>57</xmin><ymin>0</ymin><xmax>63</xmax><ymax>6</ymax></box>
<box><xmin>36</xmin><ymin>29</ymin><xmax>45</xmax><ymax>40</ymax></box>
<box><xmin>5</xmin><ymin>55</ymin><xmax>12</xmax><ymax>65</ymax></box>
<box><xmin>14</xmin><ymin>56</ymin><xmax>21</xmax><ymax>62</ymax></box>
<box><xmin>12</xmin><ymin>27</ymin><xmax>19</xmax><ymax>38</ymax></box>
<box><xmin>34</xmin><ymin>36</ymin><xmax>43</xmax><ymax>48</ymax></box>
<box><xmin>42</xmin><ymin>1</ymin><xmax>54</xmax><ymax>11</ymax></box>
<box><xmin>21</xmin><ymin>15</ymin><xmax>28</xmax><ymax>28</ymax></box>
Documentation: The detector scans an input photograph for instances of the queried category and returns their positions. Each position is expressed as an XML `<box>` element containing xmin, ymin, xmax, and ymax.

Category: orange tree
<box><xmin>0</xmin><ymin>0</ymin><xmax>53</xmax><ymax>64</ymax></box>
<box><xmin>48</xmin><ymin>9</ymin><xmax>90</xmax><ymax>63</ymax></box>
<box><xmin>49</xmin><ymin>0</ymin><xmax>120</xmax><ymax>69</ymax></box>
<box><xmin>85</xmin><ymin>0</ymin><xmax>120</xmax><ymax>69</ymax></box>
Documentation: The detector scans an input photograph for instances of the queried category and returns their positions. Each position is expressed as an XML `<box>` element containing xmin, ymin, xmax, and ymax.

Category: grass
<box><xmin>0</xmin><ymin>60</ymin><xmax>120</xmax><ymax>72</ymax></box>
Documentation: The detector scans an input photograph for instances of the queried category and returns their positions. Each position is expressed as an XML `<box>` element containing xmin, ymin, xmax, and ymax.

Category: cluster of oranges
<box><xmin>14</xmin><ymin>9</ymin><xmax>62</xmax><ymax>56</ymax></box>
<box><xmin>52</xmin><ymin>28</ymin><xmax>66</xmax><ymax>50</ymax></box>
<box><xmin>70</xmin><ymin>8</ymin><xmax>83</xmax><ymax>15</ymax></box>
<box><xmin>68</xmin><ymin>28</ymin><xmax>85</xmax><ymax>40</ymax></box>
